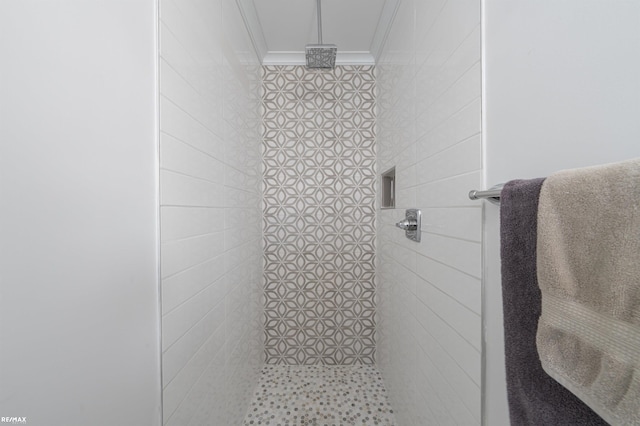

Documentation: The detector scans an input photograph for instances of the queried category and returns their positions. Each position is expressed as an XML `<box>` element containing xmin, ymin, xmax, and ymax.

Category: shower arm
<box><xmin>316</xmin><ymin>0</ymin><xmax>323</xmax><ymax>44</ymax></box>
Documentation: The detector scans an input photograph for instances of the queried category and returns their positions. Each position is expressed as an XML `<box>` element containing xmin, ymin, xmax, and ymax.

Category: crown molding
<box><xmin>235</xmin><ymin>0</ymin><xmax>268</xmax><ymax>63</ymax></box>
<box><xmin>369</xmin><ymin>0</ymin><xmax>400</xmax><ymax>62</ymax></box>
<box><xmin>263</xmin><ymin>51</ymin><xmax>376</xmax><ymax>66</ymax></box>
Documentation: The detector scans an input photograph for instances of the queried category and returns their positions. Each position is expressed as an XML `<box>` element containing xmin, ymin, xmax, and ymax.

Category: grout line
<box><xmin>414</xmin><ymin>301</ymin><xmax>481</xmax><ymax>387</ymax></box>
<box><xmin>161</xmin><ymin>251</ymin><xmax>225</xmax><ymax>282</ymax></box>
<box><xmin>416</xmin><ymin>130</ymin><xmax>482</xmax><ymax>165</ymax></box>
<box><xmin>413</xmin><ymin>325</ymin><xmax>482</xmax><ymax>420</ymax></box>
<box><xmin>160</xmin><ymin>166</ymin><xmax>224</xmax><ymax>186</ymax></box>
<box><xmin>161</xmin><ymin>229</ymin><xmax>225</xmax><ymax>245</ymax></box>
<box><xmin>161</xmin><ymin>131</ymin><xmax>225</xmax><ymax>167</ymax></box>
<box><xmin>414</xmin><ymin>92</ymin><xmax>481</xmax><ymax>144</ymax></box>
<box><xmin>421</xmin><ymin>229</ymin><xmax>482</xmax><ymax>245</ymax></box>
<box><xmin>160</xmin><ymin>94</ymin><xmax>225</xmax><ymax>141</ymax></box>
<box><xmin>162</xmin><ymin>322</ymin><xmax>226</xmax><ymax>423</ymax></box>
<box><xmin>162</xmin><ymin>301</ymin><xmax>226</xmax><ymax>384</ymax></box>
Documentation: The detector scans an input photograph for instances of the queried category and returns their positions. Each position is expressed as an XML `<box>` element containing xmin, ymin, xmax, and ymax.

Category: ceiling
<box><xmin>236</xmin><ymin>0</ymin><xmax>400</xmax><ymax>65</ymax></box>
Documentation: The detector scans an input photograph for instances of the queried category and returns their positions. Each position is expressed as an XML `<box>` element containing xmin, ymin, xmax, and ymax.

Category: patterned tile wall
<box><xmin>261</xmin><ymin>65</ymin><xmax>377</xmax><ymax>365</ymax></box>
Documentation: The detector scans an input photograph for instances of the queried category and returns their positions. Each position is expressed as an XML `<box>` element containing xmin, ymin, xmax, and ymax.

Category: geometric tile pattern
<box><xmin>243</xmin><ymin>364</ymin><xmax>396</xmax><ymax>425</ymax></box>
<box><xmin>261</xmin><ymin>66</ymin><xmax>377</xmax><ymax>364</ymax></box>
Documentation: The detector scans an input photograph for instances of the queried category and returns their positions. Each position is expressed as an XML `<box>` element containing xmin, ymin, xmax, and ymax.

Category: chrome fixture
<box><xmin>305</xmin><ymin>0</ymin><xmax>337</xmax><ymax>69</ymax></box>
<box><xmin>468</xmin><ymin>184</ymin><xmax>504</xmax><ymax>205</ymax></box>
<box><xmin>395</xmin><ymin>209</ymin><xmax>421</xmax><ymax>242</ymax></box>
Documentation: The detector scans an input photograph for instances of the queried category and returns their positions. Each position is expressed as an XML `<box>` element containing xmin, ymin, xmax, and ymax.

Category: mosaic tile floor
<box><xmin>243</xmin><ymin>365</ymin><xmax>396</xmax><ymax>426</ymax></box>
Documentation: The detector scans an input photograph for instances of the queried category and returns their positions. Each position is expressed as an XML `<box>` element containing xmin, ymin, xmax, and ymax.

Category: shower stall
<box><xmin>160</xmin><ymin>0</ymin><xmax>484</xmax><ymax>422</ymax></box>
<box><xmin>3</xmin><ymin>0</ymin><xmax>639</xmax><ymax>425</ymax></box>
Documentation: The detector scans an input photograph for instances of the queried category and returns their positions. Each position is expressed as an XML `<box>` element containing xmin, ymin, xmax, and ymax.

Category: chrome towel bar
<box><xmin>468</xmin><ymin>184</ymin><xmax>504</xmax><ymax>205</ymax></box>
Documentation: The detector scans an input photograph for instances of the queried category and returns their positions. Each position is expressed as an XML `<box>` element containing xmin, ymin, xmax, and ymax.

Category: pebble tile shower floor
<box><xmin>243</xmin><ymin>365</ymin><xmax>396</xmax><ymax>426</ymax></box>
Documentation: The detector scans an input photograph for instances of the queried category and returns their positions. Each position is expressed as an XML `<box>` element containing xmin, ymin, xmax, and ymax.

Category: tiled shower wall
<box><xmin>261</xmin><ymin>65</ymin><xmax>377</xmax><ymax>365</ymax></box>
<box><xmin>159</xmin><ymin>0</ymin><xmax>263</xmax><ymax>424</ymax></box>
<box><xmin>376</xmin><ymin>0</ymin><xmax>483</xmax><ymax>424</ymax></box>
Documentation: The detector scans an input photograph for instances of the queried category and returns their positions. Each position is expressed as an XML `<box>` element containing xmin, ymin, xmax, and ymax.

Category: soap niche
<box><xmin>381</xmin><ymin>167</ymin><xmax>396</xmax><ymax>209</ymax></box>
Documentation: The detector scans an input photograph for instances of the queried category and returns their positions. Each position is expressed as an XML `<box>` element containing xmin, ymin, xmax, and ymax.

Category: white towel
<box><xmin>536</xmin><ymin>157</ymin><xmax>640</xmax><ymax>425</ymax></box>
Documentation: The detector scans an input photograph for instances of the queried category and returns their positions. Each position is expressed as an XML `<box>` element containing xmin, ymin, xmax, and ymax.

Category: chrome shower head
<box><xmin>305</xmin><ymin>44</ymin><xmax>337</xmax><ymax>69</ymax></box>
<box><xmin>305</xmin><ymin>0</ymin><xmax>336</xmax><ymax>69</ymax></box>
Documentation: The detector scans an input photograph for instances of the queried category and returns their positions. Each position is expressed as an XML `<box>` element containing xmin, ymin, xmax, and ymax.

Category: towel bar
<box><xmin>468</xmin><ymin>184</ymin><xmax>504</xmax><ymax>205</ymax></box>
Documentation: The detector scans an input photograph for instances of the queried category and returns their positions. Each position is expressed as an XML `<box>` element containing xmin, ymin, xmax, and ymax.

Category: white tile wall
<box><xmin>376</xmin><ymin>0</ymin><xmax>482</xmax><ymax>424</ymax></box>
<box><xmin>159</xmin><ymin>0</ymin><xmax>263</xmax><ymax>424</ymax></box>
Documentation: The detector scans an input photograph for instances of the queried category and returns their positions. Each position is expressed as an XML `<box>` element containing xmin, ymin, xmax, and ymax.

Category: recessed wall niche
<box><xmin>381</xmin><ymin>167</ymin><xmax>396</xmax><ymax>209</ymax></box>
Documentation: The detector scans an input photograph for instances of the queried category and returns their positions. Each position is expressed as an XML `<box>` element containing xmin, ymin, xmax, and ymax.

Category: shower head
<box><xmin>305</xmin><ymin>44</ymin><xmax>337</xmax><ymax>69</ymax></box>
<box><xmin>305</xmin><ymin>0</ymin><xmax>336</xmax><ymax>69</ymax></box>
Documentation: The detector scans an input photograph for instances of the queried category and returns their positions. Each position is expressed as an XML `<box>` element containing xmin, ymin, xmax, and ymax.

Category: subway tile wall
<box><xmin>261</xmin><ymin>66</ymin><xmax>377</xmax><ymax>365</ymax></box>
<box><xmin>159</xmin><ymin>0</ymin><xmax>263</xmax><ymax>424</ymax></box>
<box><xmin>376</xmin><ymin>0</ymin><xmax>482</xmax><ymax>424</ymax></box>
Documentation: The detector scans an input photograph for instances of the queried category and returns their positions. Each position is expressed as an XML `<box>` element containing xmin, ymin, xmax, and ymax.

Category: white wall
<box><xmin>376</xmin><ymin>0</ymin><xmax>482</xmax><ymax>424</ymax></box>
<box><xmin>482</xmin><ymin>1</ymin><xmax>640</xmax><ymax>423</ymax></box>
<box><xmin>0</xmin><ymin>2</ymin><xmax>161</xmax><ymax>426</ymax></box>
<box><xmin>159</xmin><ymin>0</ymin><xmax>263</xmax><ymax>424</ymax></box>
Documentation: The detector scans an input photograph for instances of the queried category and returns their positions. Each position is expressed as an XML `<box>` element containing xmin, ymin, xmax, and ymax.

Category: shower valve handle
<box><xmin>395</xmin><ymin>218</ymin><xmax>417</xmax><ymax>231</ymax></box>
<box><xmin>394</xmin><ymin>209</ymin><xmax>421</xmax><ymax>242</ymax></box>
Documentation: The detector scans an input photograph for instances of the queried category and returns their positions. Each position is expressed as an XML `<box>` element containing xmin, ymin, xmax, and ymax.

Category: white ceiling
<box><xmin>237</xmin><ymin>0</ymin><xmax>400</xmax><ymax>65</ymax></box>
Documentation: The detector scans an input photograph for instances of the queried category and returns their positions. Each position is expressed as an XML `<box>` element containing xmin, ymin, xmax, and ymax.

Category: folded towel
<box><xmin>501</xmin><ymin>178</ymin><xmax>607</xmax><ymax>426</ymax></box>
<box><xmin>536</xmin><ymin>158</ymin><xmax>640</xmax><ymax>425</ymax></box>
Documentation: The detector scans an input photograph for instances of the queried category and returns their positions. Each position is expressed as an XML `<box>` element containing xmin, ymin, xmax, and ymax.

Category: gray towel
<box><xmin>500</xmin><ymin>178</ymin><xmax>607</xmax><ymax>425</ymax></box>
<box><xmin>536</xmin><ymin>158</ymin><xmax>640</xmax><ymax>425</ymax></box>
